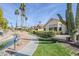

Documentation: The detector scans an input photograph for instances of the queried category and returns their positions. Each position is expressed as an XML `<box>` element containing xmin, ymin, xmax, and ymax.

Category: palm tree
<box><xmin>24</xmin><ymin>16</ymin><xmax>27</xmax><ymax>29</ymax></box>
<box><xmin>14</xmin><ymin>9</ymin><xmax>19</xmax><ymax>50</ymax></box>
<box><xmin>19</xmin><ymin>3</ymin><xmax>26</xmax><ymax>29</ymax></box>
<box><xmin>15</xmin><ymin>9</ymin><xmax>19</xmax><ymax>29</ymax></box>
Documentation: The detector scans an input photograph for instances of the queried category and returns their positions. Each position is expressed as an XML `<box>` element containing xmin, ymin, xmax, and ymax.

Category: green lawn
<box><xmin>0</xmin><ymin>40</ymin><xmax>10</xmax><ymax>50</ymax></box>
<box><xmin>33</xmin><ymin>42</ymin><xmax>74</xmax><ymax>56</ymax></box>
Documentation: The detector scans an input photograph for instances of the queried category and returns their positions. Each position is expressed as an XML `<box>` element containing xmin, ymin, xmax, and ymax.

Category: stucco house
<box><xmin>44</xmin><ymin>18</ymin><xmax>67</xmax><ymax>34</ymax></box>
<box><xmin>31</xmin><ymin>24</ymin><xmax>44</xmax><ymax>31</ymax></box>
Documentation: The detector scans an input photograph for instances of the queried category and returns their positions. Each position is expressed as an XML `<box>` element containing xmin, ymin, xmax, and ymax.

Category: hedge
<box><xmin>32</xmin><ymin>31</ymin><xmax>55</xmax><ymax>38</ymax></box>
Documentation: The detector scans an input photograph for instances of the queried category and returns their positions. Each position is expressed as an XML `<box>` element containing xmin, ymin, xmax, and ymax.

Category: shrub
<box><xmin>54</xmin><ymin>31</ymin><xmax>62</xmax><ymax>35</ymax></box>
<box><xmin>0</xmin><ymin>40</ymin><xmax>9</xmax><ymax>50</ymax></box>
<box><xmin>33</xmin><ymin>31</ymin><xmax>55</xmax><ymax>38</ymax></box>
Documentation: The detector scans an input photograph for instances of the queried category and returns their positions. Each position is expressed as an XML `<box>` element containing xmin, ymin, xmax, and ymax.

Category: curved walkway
<box><xmin>14</xmin><ymin>34</ymin><xmax>39</xmax><ymax>56</ymax></box>
<box><xmin>0</xmin><ymin>31</ymin><xmax>39</xmax><ymax>56</ymax></box>
<box><xmin>0</xmin><ymin>30</ymin><xmax>13</xmax><ymax>42</ymax></box>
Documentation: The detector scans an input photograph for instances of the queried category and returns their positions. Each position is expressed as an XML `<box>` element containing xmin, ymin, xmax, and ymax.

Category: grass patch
<box><xmin>33</xmin><ymin>39</ymin><xmax>74</xmax><ymax>56</ymax></box>
<box><xmin>0</xmin><ymin>40</ymin><xmax>10</xmax><ymax>50</ymax></box>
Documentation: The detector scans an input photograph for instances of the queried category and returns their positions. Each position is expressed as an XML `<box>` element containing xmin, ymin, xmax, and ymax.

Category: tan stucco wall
<box><xmin>44</xmin><ymin>20</ymin><xmax>66</xmax><ymax>33</ymax></box>
<box><xmin>38</xmin><ymin>29</ymin><xmax>44</xmax><ymax>31</ymax></box>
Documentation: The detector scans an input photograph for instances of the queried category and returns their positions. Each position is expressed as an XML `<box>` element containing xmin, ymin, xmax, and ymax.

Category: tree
<box><xmin>57</xmin><ymin>3</ymin><xmax>75</xmax><ymax>41</ymax></box>
<box><xmin>66</xmin><ymin>3</ymin><xmax>75</xmax><ymax>35</ymax></box>
<box><xmin>0</xmin><ymin>8</ymin><xmax>8</xmax><ymax>30</ymax></box>
<box><xmin>19</xmin><ymin>3</ymin><xmax>26</xmax><ymax>29</ymax></box>
<box><xmin>15</xmin><ymin>9</ymin><xmax>19</xmax><ymax>29</ymax></box>
<box><xmin>0</xmin><ymin>8</ymin><xmax>3</xmax><ymax>17</ymax></box>
<box><xmin>2</xmin><ymin>18</ymin><xmax>8</xmax><ymax>30</ymax></box>
<box><xmin>57</xmin><ymin>14</ymin><xmax>66</xmax><ymax>25</ymax></box>
<box><xmin>25</xmin><ymin>16</ymin><xmax>27</xmax><ymax>28</ymax></box>
<box><xmin>75</xmin><ymin>3</ymin><xmax>79</xmax><ymax>29</ymax></box>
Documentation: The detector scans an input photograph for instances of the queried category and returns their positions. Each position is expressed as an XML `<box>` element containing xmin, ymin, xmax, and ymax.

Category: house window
<box><xmin>59</xmin><ymin>27</ymin><xmax>62</xmax><ymax>31</ymax></box>
<box><xmin>44</xmin><ymin>28</ymin><xmax>46</xmax><ymax>31</ymax></box>
<box><xmin>49</xmin><ymin>27</ymin><xmax>53</xmax><ymax>30</ymax></box>
<box><xmin>49</xmin><ymin>27</ymin><xmax>57</xmax><ymax>31</ymax></box>
<box><xmin>35</xmin><ymin>29</ymin><xmax>38</xmax><ymax>30</ymax></box>
<box><xmin>76</xmin><ymin>35</ymin><xmax>79</xmax><ymax>40</ymax></box>
<box><xmin>54</xmin><ymin>27</ymin><xmax>57</xmax><ymax>31</ymax></box>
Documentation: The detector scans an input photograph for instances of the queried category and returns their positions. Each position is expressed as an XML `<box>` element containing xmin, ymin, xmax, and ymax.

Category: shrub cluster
<box><xmin>0</xmin><ymin>40</ymin><xmax>9</xmax><ymax>50</ymax></box>
<box><xmin>32</xmin><ymin>30</ymin><xmax>55</xmax><ymax>38</ymax></box>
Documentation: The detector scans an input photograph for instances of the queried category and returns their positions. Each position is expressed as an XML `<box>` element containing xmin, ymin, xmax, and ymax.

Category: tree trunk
<box><xmin>16</xmin><ymin>19</ymin><xmax>17</xmax><ymax>30</ymax></box>
<box><xmin>21</xmin><ymin>16</ymin><xmax>23</xmax><ymax>30</ymax></box>
<box><xmin>71</xmin><ymin>34</ymin><xmax>77</xmax><ymax>42</ymax></box>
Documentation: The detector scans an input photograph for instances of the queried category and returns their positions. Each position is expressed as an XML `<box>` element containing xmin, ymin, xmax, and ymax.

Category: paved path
<box><xmin>54</xmin><ymin>35</ymin><xmax>70</xmax><ymax>40</ymax></box>
<box><xmin>0</xmin><ymin>31</ymin><xmax>39</xmax><ymax>56</ymax></box>
<box><xmin>0</xmin><ymin>30</ymin><xmax>14</xmax><ymax>56</ymax></box>
<box><xmin>14</xmin><ymin>34</ymin><xmax>39</xmax><ymax>56</ymax></box>
<box><xmin>0</xmin><ymin>30</ymin><xmax>13</xmax><ymax>42</ymax></box>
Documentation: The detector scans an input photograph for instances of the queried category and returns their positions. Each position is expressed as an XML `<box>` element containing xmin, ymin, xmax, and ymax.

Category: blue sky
<box><xmin>0</xmin><ymin>3</ymin><xmax>77</xmax><ymax>27</ymax></box>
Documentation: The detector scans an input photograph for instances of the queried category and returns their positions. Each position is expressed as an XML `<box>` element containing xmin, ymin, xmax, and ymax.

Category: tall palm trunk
<box><xmin>21</xmin><ymin>15</ymin><xmax>23</xmax><ymax>29</ymax></box>
<box><xmin>19</xmin><ymin>3</ymin><xmax>26</xmax><ymax>30</ymax></box>
<box><xmin>16</xmin><ymin>19</ymin><xmax>17</xmax><ymax>29</ymax></box>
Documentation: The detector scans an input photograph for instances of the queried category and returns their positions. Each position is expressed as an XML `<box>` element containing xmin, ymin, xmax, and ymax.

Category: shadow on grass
<box><xmin>21</xmin><ymin>38</ymin><xmax>58</xmax><ymax>44</ymax></box>
<box><xmin>22</xmin><ymin>37</ymin><xmax>79</xmax><ymax>48</ymax></box>
<box><xmin>37</xmin><ymin>38</ymin><xmax>58</xmax><ymax>44</ymax></box>
<box><xmin>36</xmin><ymin>38</ymin><xmax>79</xmax><ymax>49</ymax></box>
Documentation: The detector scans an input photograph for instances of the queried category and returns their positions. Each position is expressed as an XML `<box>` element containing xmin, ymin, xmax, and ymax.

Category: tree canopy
<box><xmin>0</xmin><ymin>8</ymin><xmax>8</xmax><ymax>30</ymax></box>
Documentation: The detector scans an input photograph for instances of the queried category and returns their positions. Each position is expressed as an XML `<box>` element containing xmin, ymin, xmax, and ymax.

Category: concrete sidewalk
<box><xmin>14</xmin><ymin>34</ymin><xmax>39</xmax><ymax>56</ymax></box>
<box><xmin>0</xmin><ymin>32</ymin><xmax>39</xmax><ymax>56</ymax></box>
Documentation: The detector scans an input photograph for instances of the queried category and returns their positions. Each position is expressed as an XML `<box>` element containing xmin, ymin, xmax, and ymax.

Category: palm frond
<box><xmin>57</xmin><ymin>14</ymin><xmax>66</xmax><ymax>25</ymax></box>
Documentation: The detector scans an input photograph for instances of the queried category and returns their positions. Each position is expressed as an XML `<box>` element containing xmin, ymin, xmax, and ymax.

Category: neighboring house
<box><xmin>15</xmin><ymin>26</ymin><xmax>21</xmax><ymax>30</ymax></box>
<box><xmin>44</xmin><ymin>18</ymin><xmax>66</xmax><ymax>34</ymax></box>
<box><xmin>31</xmin><ymin>24</ymin><xmax>44</xmax><ymax>31</ymax></box>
